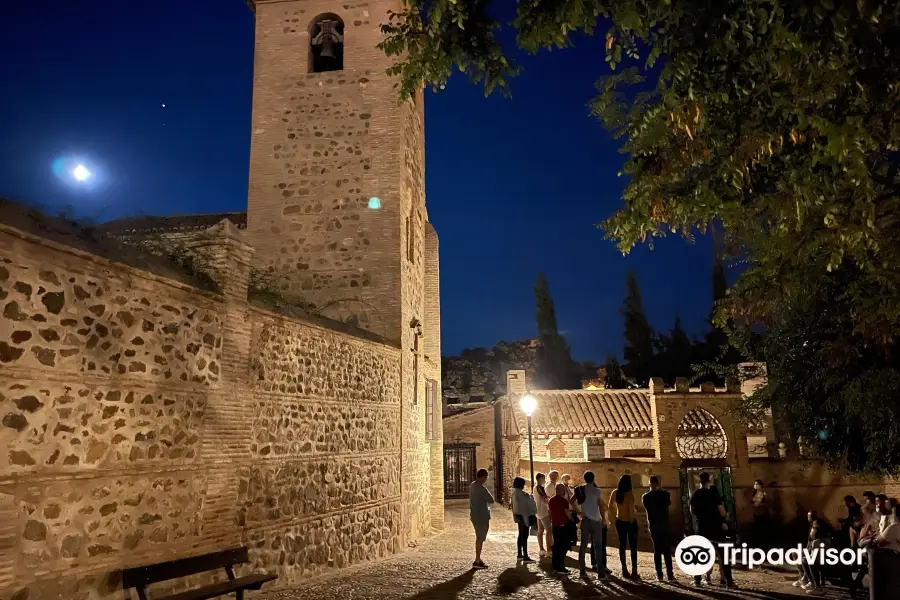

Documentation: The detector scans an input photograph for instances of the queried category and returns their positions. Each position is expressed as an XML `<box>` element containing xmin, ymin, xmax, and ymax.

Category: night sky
<box><xmin>0</xmin><ymin>0</ymin><xmax>717</xmax><ymax>362</ymax></box>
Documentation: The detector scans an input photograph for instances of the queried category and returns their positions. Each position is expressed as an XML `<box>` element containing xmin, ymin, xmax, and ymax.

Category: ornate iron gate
<box><xmin>444</xmin><ymin>443</ymin><xmax>477</xmax><ymax>498</ymax></box>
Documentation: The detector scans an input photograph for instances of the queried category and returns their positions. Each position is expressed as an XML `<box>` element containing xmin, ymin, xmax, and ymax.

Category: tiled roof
<box><xmin>512</xmin><ymin>390</ymin><xmax>655</xmax><ymax>435</ymax></box>
<box><xmin>99</xmin><ymin>212</ymin><xmax>247</xmax><ymax>235</ymax></box>
<box><xmin>508</xmin><ymin>390</ymin><xmax>768</xmax><ymax>437</ymax></box>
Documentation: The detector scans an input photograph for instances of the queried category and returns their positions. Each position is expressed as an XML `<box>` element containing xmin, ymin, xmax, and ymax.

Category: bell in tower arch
<box><xmin>310</xmin><ymin>16</ymin><xmax>344</xmax><ymax>73</ymax></box>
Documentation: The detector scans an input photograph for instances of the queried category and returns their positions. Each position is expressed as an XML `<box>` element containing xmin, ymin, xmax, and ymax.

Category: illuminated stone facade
<box><xmin>0</xmin><ymin>0</ymin><xmax>443</xmax><ymax>596</ymax></box>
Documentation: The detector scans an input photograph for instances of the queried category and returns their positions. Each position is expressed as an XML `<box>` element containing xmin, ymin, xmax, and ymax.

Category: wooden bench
<box><xmin>122</xmin><ymin>547</ymin><xmax>277</xmax><ymax>600</ymax></box>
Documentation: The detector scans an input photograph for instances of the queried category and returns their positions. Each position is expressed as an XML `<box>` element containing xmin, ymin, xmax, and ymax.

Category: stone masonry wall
<box><xmin>0</xmin><ymin>224</ymin><xmax>230</xmax><ymax>600</ymax></box>
<box><xmin>242</xmin><ymin>309</ymin><xmax>403</xmax><ymax>584</ymax></box>
<box><xmin>424</xmin><ymin>225</ymin><xmax>443</xmax><ymax>529</ymax></box>
<box><xmin>0</xmin><ymin>220</ymin><xmax>432</xmax><ymax>599</ymax></box>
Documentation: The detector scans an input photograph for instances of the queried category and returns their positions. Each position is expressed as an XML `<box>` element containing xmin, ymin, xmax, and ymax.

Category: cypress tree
<box><xmin>603</xmin><ymin>354</ymin><xmax>628</xmax><ymax>389</ymax></box>
<box><xmin>665</xmin><ymin>312</ymin><xmax>693</xmax><ymax>384</ymax></box>
<box><xmin>621</xmin><ymin>269</ymin><xmax>656</xmax><ymax>386</ymax></box>
<box><xmin>533</xmin><ymin>272</ymin><xmax>578</xmax><ymax>389</ymax></box>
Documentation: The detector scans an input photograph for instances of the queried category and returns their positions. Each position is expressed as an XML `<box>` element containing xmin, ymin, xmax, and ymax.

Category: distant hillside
<box><xmin>442</xmin><ymin>339</ymin><xmax>600</xmax><ymax>413</ymax></box>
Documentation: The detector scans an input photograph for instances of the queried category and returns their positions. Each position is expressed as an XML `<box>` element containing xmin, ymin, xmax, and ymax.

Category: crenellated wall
<box><xmin>0</xmin><ymin>219</ymin><xmax>441</xmax><ymax>599</ymax></box>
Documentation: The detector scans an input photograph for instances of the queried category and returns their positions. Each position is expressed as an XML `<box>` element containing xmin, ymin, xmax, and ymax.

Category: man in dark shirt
<box><xmin>642</xmin><ymin>475</ymin><xmax>674</xmax><ymax>581</ymax></box>
<box><xmin>841</xmin><ymin>495</ymin><xmax>862</xmax><ymax>548</ymax></box>
<box><xmin>689</xmin><ymin>472</ymin><xmax>734</xmax><ymax>588</ymax></box>
<box><xmin>549</xmin><ymin>484</ymin><xmax>572</xmax><ymax>574</ymax></box>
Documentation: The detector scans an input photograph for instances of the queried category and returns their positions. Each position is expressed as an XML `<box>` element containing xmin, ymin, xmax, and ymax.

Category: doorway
<box><xmin>678</xmin><ymin>465</ymin><xmax>736</xmax><ymax>535</ymax></box>
<box><xmin>443</xmin><ymin>443</ymin><xmax>477</xmax><ymax>498</ymax></box>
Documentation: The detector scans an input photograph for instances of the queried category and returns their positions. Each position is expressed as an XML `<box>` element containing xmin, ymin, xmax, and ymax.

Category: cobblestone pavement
<box><xmin>260</xmin><ymin>502</ymin><xmax>852</xmax><ymax>600</ymax></box>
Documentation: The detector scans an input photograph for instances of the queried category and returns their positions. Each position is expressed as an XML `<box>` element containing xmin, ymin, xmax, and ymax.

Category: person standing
<box><xmin>795</xmin><ymin>511</ymin><xmax>833</xmax><ymax>596</ymax></box>
<box><xmin>561</xmin><ymin>474</ymin><xmax>577</xmax><ymax>551</ymax></box>
<box><xmin>576</xmin><ymin>470</ymin><xmax>608</xmax><ymax>579</ymax></box>
<box><xmin>875</xmin><ymin>504</ymin><xmax>900</xmax><ymax>551</ymax></box>
<box><xmin>511</xmin><ymin>476</ymin><xmax>537</xmax><ymax>562</ymax></box>
<box><xmin>469</xmin><ymin>468</ymin><xmax>494</xmax><ymax>569</ymax></box>
<box><xmin>642</xmin><ymin>475</ymin><xmax>675</xmax><ymax>582</ymax></box>
<box><xmin>548</xmin><ymin>470</ymin><xmax>561</xmax><ymax>494</ymax></box>
<box><xmin>876</xmin><ymin>495</ymin><xmax>895</xmax><ymax>533</ymax></box>
<box><xmin>752</xmin><ymin>480</ymin><xmax>772</xmax><ymax>549</ymax></box>
<box><xmin>841</xmin><ymin>495</ymin><xmax>862</xmax><ymax>548</ymax></box>
<box><xmin>861</xmin><ymin>491</ymin><xmax>878</xmax><ymax>531</ymax></box>
<box><xmin>689</xmin><ymin>472</ymin><xmax>734</xmax><ymax>588</ymax></box>
<box><xmin>535</xmin><ymin>472</ymin><xmax>551</xmax><ymax>557</ymax></box>
<box><xmin>608</xmin><ymin>474</ymin><xmax>640</xmax><ymax>579</ymax></box>
<box><xmin>549</xmin><ymin>483</ymin><xmax>572</xmax><ymax>574</ymax></box>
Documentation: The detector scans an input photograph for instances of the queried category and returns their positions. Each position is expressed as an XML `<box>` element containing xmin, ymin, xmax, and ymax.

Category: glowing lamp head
<box><xmin>368</xmin><ymin>197</ymin><xmax>382</xmax><ymax>209</ymax></box>
<box><xmin>72</xmin><ymin>164</ymin><xmax>91</xmax><ymax>182</ymax></box>
<box><xmin>520</xmin><ymin>394</ymin><xmax>537</xmax><ymax>417</ymax></box>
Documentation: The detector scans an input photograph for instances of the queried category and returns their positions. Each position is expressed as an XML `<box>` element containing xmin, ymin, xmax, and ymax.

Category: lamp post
<box><xmin>520</xmin><ymin>394</ymin><xmax>537</xmax><ymax>493</ymax></box>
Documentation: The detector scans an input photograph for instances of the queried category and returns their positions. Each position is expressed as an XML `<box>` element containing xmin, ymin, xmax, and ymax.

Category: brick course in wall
<box><xmin>0</xmin><ymin>214</ymin><xmax>441</xmax><ymax>599</ymax></box>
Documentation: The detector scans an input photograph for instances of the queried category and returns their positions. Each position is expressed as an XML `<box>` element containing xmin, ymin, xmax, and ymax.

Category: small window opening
<box><xmin>309</xmin><ymin>14</ymin><xmax>344</xmax><ymax>73</ymax></box>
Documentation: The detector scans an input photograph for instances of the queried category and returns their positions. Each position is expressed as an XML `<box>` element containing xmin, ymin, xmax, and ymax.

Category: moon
<box><xmin>72</xmin><ymin>164</ymin><xmax>92</xmax><ymax>182</ymax></box>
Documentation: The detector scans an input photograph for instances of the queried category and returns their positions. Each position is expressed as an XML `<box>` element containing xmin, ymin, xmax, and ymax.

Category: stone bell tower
<box><xmin>245</xmin><ymin>0</ymin><xmax>427</xmax><ymax>346</ymax></box>
<box><xmin>245</xmin><ymin>0</ymin><xmax>441</xmax><ymax>540</ymax></box>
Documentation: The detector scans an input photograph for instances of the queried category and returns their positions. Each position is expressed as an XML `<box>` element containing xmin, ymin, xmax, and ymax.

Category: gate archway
<box><xmin>675</xmin><ymin>407</ymin><xmax>735</xmax><ymax>534</ymax></box>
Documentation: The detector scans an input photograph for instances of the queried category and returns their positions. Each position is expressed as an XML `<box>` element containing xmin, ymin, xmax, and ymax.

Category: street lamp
<box><xmin>520</xmin><ymin>394</ymin><xmax>537</xmax><ymax>493</ymax></box>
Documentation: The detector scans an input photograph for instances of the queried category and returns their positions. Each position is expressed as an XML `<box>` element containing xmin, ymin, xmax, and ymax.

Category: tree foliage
<box><xmin>533</xmin><ymin>272</ymin><xmax>580</xmax><ymax>389</ymax></box>
<box><xmin>736</xmin><ymin>266</ymin><xmax>900</xmax><ymax>475</ymax></box>
<box><xmin>657</xmin><ymin>312</ymin><xmax>693</xmax><ymax>383</ymax></box>
<box><xmin>381</xmin><ymin>0</ymin><xmax>900</xmax><ymax>344</ymax></box>
<box><xmin>382</xmin><ymin>0</ymin><xmax>900</xmax><ymax>472</ymax></box>
<box><xmin>604</xmin><ymin>354</ymin><xmax>629</xmax><ymax>389</ymax></box>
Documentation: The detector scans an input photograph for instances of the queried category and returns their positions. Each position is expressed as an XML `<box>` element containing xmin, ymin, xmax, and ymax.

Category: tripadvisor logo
<box><xmin>675</xmin><ymin>535</ymin><xmax>866</xmax><ymax>576</ymax></box>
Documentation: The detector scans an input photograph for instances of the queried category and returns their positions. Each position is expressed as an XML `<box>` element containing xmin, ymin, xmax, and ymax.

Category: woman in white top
<box><xmin>511</xmin><ymin>476</ymin><xmax>537</xmax><ymax>562</ymax></box>
<box><xmin>535</xmin><ymin>472</ymin><xmax>552</xmax><ymax>556</ymax></box>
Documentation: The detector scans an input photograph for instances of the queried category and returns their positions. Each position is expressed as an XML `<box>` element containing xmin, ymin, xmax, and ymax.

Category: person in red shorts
<box><xmin>549</xmin><ymin>483</ymin><xmax>573</xmax><ymax>574</ymax></box>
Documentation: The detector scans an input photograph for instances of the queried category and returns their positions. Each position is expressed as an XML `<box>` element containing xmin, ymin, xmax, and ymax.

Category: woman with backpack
<box><xmin>608</xmin><ymin>474</ymin><xmax>640</xmax><ymax>579</ymax></box>
<box><xmin>511</xmin><ymin>476</ymin><xmax>537</xmax><ymax>562</ymax></box>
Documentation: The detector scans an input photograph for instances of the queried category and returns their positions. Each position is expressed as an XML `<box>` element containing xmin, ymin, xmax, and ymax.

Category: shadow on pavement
<box><xmin>613</xmin><ymin>576</ymin><xmax>815</xmax><ymax>600</ymax></box>
<box><xmin>537</xmin><ymin>560</ymin><xmax>626</xmax><ymax>598</ymax></box>
<box><xmin>495</xmin><ymin>566</ymin><xmax>541</xmax><ymax>596</ymax></box>
<box><xmin>525</xmin><ymin>556</ymin><xmax>816</xmax><ymax>600</ymax></box>
<box><xmin>403</xmin><ymin>568</ymin><xmax>475</xmax><ymax>600</ymax></box>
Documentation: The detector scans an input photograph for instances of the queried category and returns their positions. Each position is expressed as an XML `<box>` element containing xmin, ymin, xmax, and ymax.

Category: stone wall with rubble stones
<box><xmin>0</xmin><ymin>220</ymin><xmax>440</xmax><ymax>600</ymax></box>
<box><xmin>0</xmin><ymin>223</ymin><xmax>233</xmax><ymax>600</ymax></box>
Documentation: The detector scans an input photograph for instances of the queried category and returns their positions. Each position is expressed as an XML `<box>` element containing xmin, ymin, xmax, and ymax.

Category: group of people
<box><xmin>792</xmin><ymin>491</ymin><xmax>900</xmax><ymax>596</ymax></box>
<box><xmin>469</xmin><ymin>468</ymin><xmax>900</xmax><ymax>594</ymax></box>
<box><xmin>469</xmin><ymin>467</ymin><xmax>683</xmax><ymax>583</ymax></box>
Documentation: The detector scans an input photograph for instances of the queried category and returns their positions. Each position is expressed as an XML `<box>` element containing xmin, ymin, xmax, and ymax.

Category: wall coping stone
<box><xmin>0</xmin><ymin>223</ymin><xmax>225</xmax><ymax>303</ymax></box>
